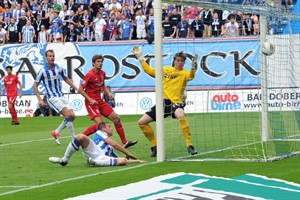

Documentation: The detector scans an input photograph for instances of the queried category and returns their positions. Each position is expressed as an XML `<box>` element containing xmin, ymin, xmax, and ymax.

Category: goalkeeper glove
<box><xmin>132</xmin><ymin>46</ymin><xmax>144</xmax><ymax>61</ymax></box>
<box><xmin>191</xmin><ymin>54</ymin><xmax>198</xmax><ymax>71</ymax></box>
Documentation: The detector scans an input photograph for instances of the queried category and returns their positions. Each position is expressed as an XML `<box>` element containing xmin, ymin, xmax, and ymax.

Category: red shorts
<box><xmin>85</xmin><ymin>99</ymin><xmax>114</xmax><ymax>120</ymax></box>
<box><xmin>7</xmin><ymin>95</ymin><xmax>17</xmax><ymax>105</ymax></box>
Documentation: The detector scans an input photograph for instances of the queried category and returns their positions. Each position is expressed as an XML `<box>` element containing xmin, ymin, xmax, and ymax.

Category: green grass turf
<box><xmin>0</xmin><ymin>115</ymin><xmax>299</xmax><ymax>199</ymax></box>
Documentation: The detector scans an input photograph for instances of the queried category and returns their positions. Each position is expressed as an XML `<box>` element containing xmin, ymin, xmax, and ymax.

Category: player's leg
<box><xmin>88</xmin><ymin>155</ymin><xmax>126</xmax><ymax>167</ymax></box>
<box><xmin>60</xmin><ymin>107</ymin><xmax>76</xmax><ymax>138</ymax></box>
<box><xmin>107</xmin><ymin>111</ymin><xmax>137</xmax><ymax>148</ymax></box>
<box><xmin>48</xmin><ymin>97</ymin><xmax>76</xmax><ymax>143</ymax></box>
<box><xmin>82</xmin><ymin>124</ymin><xmax>98</xmax><ymax>136</ymax></box>
<box><xmin>82</xmin><ymin>103</ymin><xmax>103</xmax><ymax>136</ymax></box>
<box><xmin>173</xmin><ymin>106</ymin><xmax>198</xmax><ymax>155</ymax></box>
<box><xmin>138</xmin><ymin>106</ymin><xmax>156</xmax><ymax>156</ymax></box>
<box><xmin>138</xmin><ymin>114</ymin><xmax>156</xmax><ymax>146</ymax></box>
<box><xmin>48</xmin><ymin>97</ymin><xmax>66</xmax><ymax>140</ymax></box>
<box><xmin>59</xmin><ymin>97</ymin><xmax>76</xmax><ymax>136</ymax></box>
<box><xmin>83</xmin><ymin>137</ymin><xmax>121</xmax><ymax>166</ymax></box>
<box><xmin>8</xmin><ymin>96</ymin><xmax>19</xmax><ymax>125</ymax></box>
<box><xmin>49</xmin><ymin>134</ymin><xmax>87</xmax><ymax>166</ymax></box>
<box><xmin>51</xmin><ymin>119</ymin><xmax>67</xmax><ymax>143</ymax></box>
<box><xmin>102</xmin><ymin>102</ymin><xmax>137</xmax><ymax>148</ymax></box>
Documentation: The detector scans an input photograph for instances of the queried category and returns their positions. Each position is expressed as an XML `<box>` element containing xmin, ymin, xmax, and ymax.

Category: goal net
<box><xmin>158</xmin><ymin>0</ymin><xmax>300</xmax><ymax>161</ymax></box>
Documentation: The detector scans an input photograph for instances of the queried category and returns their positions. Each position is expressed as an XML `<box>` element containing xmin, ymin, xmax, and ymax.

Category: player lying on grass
<box><xmin>132</xmin><ymin>46</ymin><xmax>198</xmax><ymax>157</ymax></box>
<box><xmin>49</xmin><ymin>122</ymin><xmax>144</xmax><ymax>167</ymax></box>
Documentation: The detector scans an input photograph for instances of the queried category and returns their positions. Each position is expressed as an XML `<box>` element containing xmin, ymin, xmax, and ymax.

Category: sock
<box><xmin>139</xmin><ymin>124</ymin><xmax>156</xmax><ymax>147</ymax></box>
<box><xmin>9</xmin><ymin>108</ymin><xmax>18</xmax><ymax>122</ymax></box>
<box><xmin>114</xmin><ymin>122</ymin><xmax>127</xmax><ymax>145</ymax></box>
<box><xmin>82</xmin><ymin>124</ymin><xmax>98</xmax><ymax>136</ymax></box>
<box><xmin>179</xmin><ymin>117</ymin><xmax>192</xmax><ymax>147</ymax></box>
<box><xmin>62</xmin><ymin>138</ymin><xmax>80</xmax><ymax>162</ymax></box>
<box><xmin>64</xmin><ymin>118</ymin><xmax>76</xmax><ymax>138</ymax></box>
<box><xmin>13</xmin><ymin>109</ymin><xmax>19</xmax><ymax>122</ymax></box>
<box><xmin>55</xmin><ymin>120</ymin><xmax>67</xmax><ymax>135</ymax></box>
<box><xmin>9</xmin><ymin>108</ymin><xmax>14</xmax><ymax>121</ymax></box>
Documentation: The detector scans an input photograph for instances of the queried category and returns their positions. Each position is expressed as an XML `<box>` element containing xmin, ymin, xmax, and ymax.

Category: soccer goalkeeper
<box><xmin>132</xmin><ymin>46</ymin><xmax>198</xmax><ymax>157</ymax></box>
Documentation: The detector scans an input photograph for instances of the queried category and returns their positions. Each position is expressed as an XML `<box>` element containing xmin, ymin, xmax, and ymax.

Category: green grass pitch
<box><xmin>0</xmin><ymin>115</ymin><xmax>299</xmax><ymax>199</ymax></box>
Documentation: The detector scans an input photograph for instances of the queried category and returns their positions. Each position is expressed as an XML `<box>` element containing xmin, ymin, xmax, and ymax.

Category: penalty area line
<box><xmin>0</xmin><ymin>161</ymin><xmax>158</xmax><ymax>196</ymax></box>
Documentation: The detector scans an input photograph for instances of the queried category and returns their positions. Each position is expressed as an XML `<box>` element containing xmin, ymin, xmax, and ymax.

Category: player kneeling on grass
<box><xmin>49</xmin><ymin>122</ymin><xmax>144</xmax><ymax>167</ymax></box>
<box><xmin>132</xmin><ymin>46</ymin><xmax>198</xmax><ymax>157</ymax></box>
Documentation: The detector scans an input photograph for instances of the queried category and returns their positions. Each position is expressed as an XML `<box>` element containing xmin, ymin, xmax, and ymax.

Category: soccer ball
<box><xmin>261</xmin><ymin>42</ymin><xmax>275</xmax><ymax>56</ymax></box>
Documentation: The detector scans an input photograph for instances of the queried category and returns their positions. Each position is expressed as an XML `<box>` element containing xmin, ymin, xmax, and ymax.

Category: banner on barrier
<box><xmin>0</xmin><ymin>40</ymin><xmax>260</xmax><ymax>96</ymax></box>
<box><xmin>1</xmin><ymin>88</ymin><xmax>300</xmax><ymax>118</ymax></box>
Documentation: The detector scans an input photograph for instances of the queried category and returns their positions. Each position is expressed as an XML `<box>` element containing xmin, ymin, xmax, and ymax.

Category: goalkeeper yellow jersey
<box><xmin>141</xmin><ymin>61</ymin><xmax>195</xmax><ymax>104</ymax></box>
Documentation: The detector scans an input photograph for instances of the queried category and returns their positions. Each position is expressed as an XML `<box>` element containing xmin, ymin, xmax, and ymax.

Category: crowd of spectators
<box><xmin>0</xmin><ymin>0</ymin><xmax>296</xmax><ymax>45</ymax></box>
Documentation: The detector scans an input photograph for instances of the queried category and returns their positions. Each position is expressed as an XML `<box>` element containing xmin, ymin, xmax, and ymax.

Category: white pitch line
<box><xmin>0</xmin><ymin>186</ymin><xmax>34</xmax><ymax>188</ymax></box>
<box><xmin>0</xmin><ymin>162</ymin><xmax>158</xmax><ymax>196</ymax></box>
<box><xmin>0</xmin><ymin>136</ymin><xmax>71</xmax><ymax>147</ymax></box>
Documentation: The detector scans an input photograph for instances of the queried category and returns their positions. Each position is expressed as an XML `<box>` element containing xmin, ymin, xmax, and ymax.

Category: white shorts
<box><xmin>188</xmin><ymin>18</ymin><xmax>194</xmax><ymax>25</ymax></box>
<box><xmin>83</xmin><ymin>139</ymin><xmax>118</xmax><ymax>166</ymax></box>
<box><xmin>136</xmin><ymin>28</ymin><xmax>146</xmax><ymax>39</ymax></box>
<box><xmin>48</xmin><ymin>96</ymin><xmax>72</xmax><ymax>113</ymax></box>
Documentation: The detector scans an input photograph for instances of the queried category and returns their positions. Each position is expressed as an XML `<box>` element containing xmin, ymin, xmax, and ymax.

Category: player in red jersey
<box><xmin>1</xmin><ymin>66</ymin><xmax>22</xmax><ymax>125</ymax></box>
<box><xmin>78</xmin><ymin>54</ymin><xmax>137</xmax><ymax>148</ymax></box>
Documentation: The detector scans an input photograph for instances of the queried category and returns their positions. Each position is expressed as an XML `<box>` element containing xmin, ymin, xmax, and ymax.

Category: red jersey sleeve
<box><xmin>80</xmin><ymin>71</ymin><xmax>92</xmax><ymax>89</ymax></box>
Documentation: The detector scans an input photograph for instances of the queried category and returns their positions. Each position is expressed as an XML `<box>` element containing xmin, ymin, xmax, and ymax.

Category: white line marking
<box><xmin>0</xmin><ymin>136</ymin><xmax>71</xmax><ymax>147</ymax></box>
<box><xmin>0</xmin><ymin>162</ymin><xmax>158</xmax><ymax>196</ymax></box>
<box><xmin>0</xmin><ymin>186</ymin><xmax>33</xmax><ymax>188</ymax></box>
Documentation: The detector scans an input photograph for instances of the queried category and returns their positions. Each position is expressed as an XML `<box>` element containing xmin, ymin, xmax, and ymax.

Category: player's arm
<box><xmin>17</xmin><ymin>80</ymin><xmax>22</xmax><ymax>99</ymax></box>
<box><xmin>63</xmin><ymin>76</ymin><xmax>79</xmax><ymax>92</ymax></box>
<box><xmin>34</xmin><ymin>70</ymin><xmax>45</xmax><ymax>105</ymax></box>
<box><xmin>132</xmin><ymin>46</ymin><xmax>155</xmax><ymax>76</ymax></box>
<box><xmin>102</xmin><ymin>85</ymin><xmax>113</xmax><ymax>100</ymax></box>
<box><xmin>105</xmin><ymin>137</ymin><xmax>137</xmax><ymax>160</ymax></box>
<box><xmin>33</xmin><ymin>82</ymin><xmax>44</xmax><ymax>106</ymax></box>
<box><xmin>126</xmin><ymin>159</ymin><xmax>146</xmax><ymax>163</ymax></box>
<box><xmin>1</xmin><ymin>85</ymin><xmax>6</xmax><ymax>95</ymax></box>
<box><xmin>187</xmin><ymin>54</ymin><xmax>198</xmax><ymax>80</ymax></box>
<box><xmin>77</xmin><ymin>82</ymin><xmax>97</xmax><ymax>105</ymax></box>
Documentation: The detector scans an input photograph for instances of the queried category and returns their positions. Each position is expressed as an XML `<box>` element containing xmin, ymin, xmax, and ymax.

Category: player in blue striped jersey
<box><xmin>34</xmin><ymin>49</ymin><xmax>79</xmax><ymax>144</ymax></box>
<box><xmin>49</xmin><ymin>122</ymin><xmax>144</xmax><ymax>167</ymax></box>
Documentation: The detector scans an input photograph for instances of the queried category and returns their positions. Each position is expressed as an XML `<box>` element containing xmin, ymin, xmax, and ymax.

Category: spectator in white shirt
<box><xmin>108</xmin><ymin>0</ymin><xmax>122</xmax><ymax>13</ymax></box>
<box><xmin>93</xmin><ymin>12</ymin><xmax>106</xmax><ymax>41</ymax></box>
<box><xmin>135</xmin><ymin>9</ymin><xmax>146</xmax><ymax>39</ymax></box>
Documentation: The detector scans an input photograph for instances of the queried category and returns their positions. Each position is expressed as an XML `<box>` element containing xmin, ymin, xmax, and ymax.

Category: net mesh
<box><xmin>160</xmin><ymin>0</ymin><xmax>300</xmax><ymax>161</ymax></box>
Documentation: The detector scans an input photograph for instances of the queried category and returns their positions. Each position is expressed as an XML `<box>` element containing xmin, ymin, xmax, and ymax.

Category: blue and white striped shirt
<box><xmin>35</xmin><ymin>63</ymin><xmax>65</xmax><ymax>99</ymax></box>
<box><xmin>93</xmin><ymin>130</ymin><xmax>118</xmax><ymax>157</ymax></box>
<box><xmin>22</xmin><ymin>25</ymin><xmax>35</xmax><ymax>43</ymax></box>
